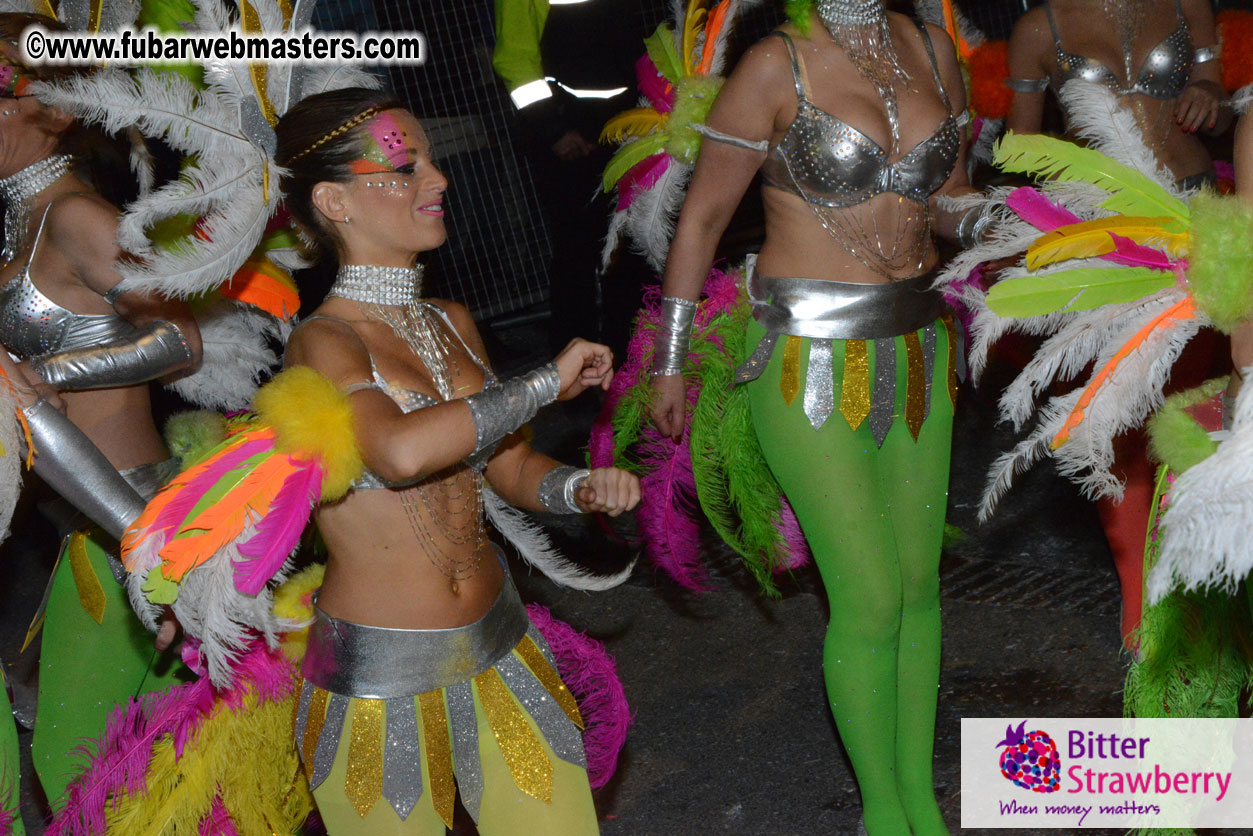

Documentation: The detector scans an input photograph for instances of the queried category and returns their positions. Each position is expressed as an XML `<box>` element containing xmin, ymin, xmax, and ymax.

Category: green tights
<box><xmin>746</xmin><ymin>319</ymin><xmax>953</xmax><ymax>836</ymax></box>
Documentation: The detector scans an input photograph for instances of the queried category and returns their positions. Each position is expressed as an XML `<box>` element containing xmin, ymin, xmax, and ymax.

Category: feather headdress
<box><xmin>937</xmin><ymin>81</ymin><xmax>1253</xmax><ymax>516</ymax></box>
<box><xmin>599</xmin><ymin>0</ymin><xmax>756</xmax><ymax>273</ymax></box>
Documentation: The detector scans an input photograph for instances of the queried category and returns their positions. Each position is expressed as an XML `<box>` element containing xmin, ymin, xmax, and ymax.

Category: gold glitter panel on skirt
<box><xmin>418</xmin><ymin>689</ymin><xmax>457</xmax><ymax>829</ymax></box>
<box><xmin>903</xmin><ymin>330</ymin><xmax>926</xmax><ymax>440</ymax></box>
<box><xmin>302</xmin><ymin>687</ymin><xmax>330</xmax><ymax>776</ymax></box>
<box><xmin>515</xmin><ymin>636</ymin><xmax>584</xmax><ymax>730</ymax></box>
<box><xmin>345</xmin><ymin>699</ymin><xmax>385</xmax><ymax>817</ymax></box>
<box><xmin>839</xmin><ymin>339</ymin><xmax>871</xmax><ymax>431</ymax></box>
<box><xmin>780</xmin><ymin>336</ymin><xmax>802</xmax><ymax>406</ymax></box>
<box><xmin>474</xmin><ymin>667</ymin><xmax>554</xmax><ymax>803</ymax></box>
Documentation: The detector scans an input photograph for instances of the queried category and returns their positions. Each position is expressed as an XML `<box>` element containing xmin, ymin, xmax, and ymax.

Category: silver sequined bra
<box><xmin>0</xmin><ymin>206</ymin><xmax>133</xmax><ymax>358</ymax></box>
<box><xmin>758</xmin><ymin>25</ymin><xmax>961</xmax><ymax>209</ymax></box>
<box><xmin>1046</xmin><ymin>0</ymin><xmax>1193</xmax><ymax>100</ymax></box>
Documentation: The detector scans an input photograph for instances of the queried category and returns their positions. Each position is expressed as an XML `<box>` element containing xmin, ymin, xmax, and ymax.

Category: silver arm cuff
<box><xmin>1195</xmin><ymin>45</ymin><xmax>1220</xmax><ymax>65</ymax></box>
<box><xmin>463</xmin><ymin>362</ymin><xmax>561</xmax><ymax>455</ymax></box>
<box><xmin>1006</xmin><ymin>77</ymin><xmax>1050</xmax><ymax>93</ymax></box>
<box><xmin>955</xmin><ymin>205</ymin><xmax>995</xmax><ymax>249</ymax></box>
<box><xmin>692</xmin><ymin>124</ymin><xmax>770</xmax><ymax>153</ymax></box>
<box><xmin>650</xmin><ymin>296</ymin><xmax>698</xmax><ymax>377</ymax></box>
<box><xmin>537</xmin><ymin>465</ymin><xmax>590</xmax><ymax>514</ymax></box>
<box><xmin>31</xmin><ymin>319</ymin><xmax>194</xmax><ymax>390</ymax></box>
<box><xmin>23</xmin><ymin>399</ymin><xmax>145</xmax><ymax>540</ymax></box>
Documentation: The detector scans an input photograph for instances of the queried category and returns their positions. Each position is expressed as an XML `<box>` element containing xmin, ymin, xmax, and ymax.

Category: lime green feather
<box><xmin>986</xmin><ymin>266</ymin><xmax>1175</xmax><ymax>318</ymax></box>
<box><xmin>644</xmin><ymin>23</ymin><xmax>683</xmax><ymax>84</ymax></box>
<box><xmin>179</xmin><ymin>448</ymin><xmax>273</xmax><ymax>525</ymax></box>
<box><xmin>994</xmin><ymin>132</ymin><xmax>1189</xmax><ymax>230</ymax></box>
<box><xmin>163</xmin><ymin>410</ymin><xmax>228</xmax><ymax>469</ymax></box>
<box><xmin>785</xmin><ymin>0</ymin><xmax>814</xmax><ymax>33</ymax></box>
<box><xmin>602</xmin><ymin>134</ymin><xmax>668</xmax><ymax>192</ymax></box>
<box><xmin>1186</xmin><ymin>191</ymin><xmax>1253</xmax><ymax>333</ymax></box>
<box><xmin>665</xmin><ymin>75</ymin><xmax>724</xmax><ymax>164</ymax></box>
<box><xmin>1146</xmin><ymin>377</ymin><xmax>1227</xmax><ymax>474</ymax></box>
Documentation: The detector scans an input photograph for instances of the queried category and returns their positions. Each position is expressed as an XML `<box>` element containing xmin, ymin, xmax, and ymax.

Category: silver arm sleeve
<box><xmin>536</xmin><ymin>465</ymin><xmax>590</xmax><ymax>514</ymax></box>
<box><xmin>30</xmin><ymin>319</ymin><xmax>195</xmax><ymax>390</ymax></box>
<box><xmin>23</xmin><ymin>399</ymin><xmax>144</xmax><ymax>540</ymax></box>
<box><xmin>651</xmin><ymin>296</ymin><xmax>699</xmax><ymax>377</ymax></box>
<box><xmin>462</xmin><ymin>362</ymin><xmax>562</xmax><ymax>455</ymax></box>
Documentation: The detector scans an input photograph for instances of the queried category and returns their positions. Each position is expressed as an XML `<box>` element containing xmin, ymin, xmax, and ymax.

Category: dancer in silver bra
<box><xmin>0</xmin><ymin>11</ymin><xmax>206</xmax><ymax>813</ymax></box>
<box><xmin>276</xmin><ymin>88</ymin><xmax>639</xmax><ymax>835</ymax></box>
<box><xmin>649</xmin><ymin>2</ymin><xmax>976</xmax><ymax>834</ymax></box>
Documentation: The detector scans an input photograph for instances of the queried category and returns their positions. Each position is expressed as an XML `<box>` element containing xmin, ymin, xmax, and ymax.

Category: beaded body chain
<box><xmin>329</xmin><ymin>264</ymin><xmax>486</xmax><ymax>580</ymax></box>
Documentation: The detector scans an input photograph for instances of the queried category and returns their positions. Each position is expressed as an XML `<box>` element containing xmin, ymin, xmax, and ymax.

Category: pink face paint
<box><xmin>352</xmin><ymin>111</ymin><xmax>414</xmax><ymax>174</ymax></box>
<box><xmin>0</xmin><ymin>64</ymin><xmax>30</xmax><ymax>99</ymax></box>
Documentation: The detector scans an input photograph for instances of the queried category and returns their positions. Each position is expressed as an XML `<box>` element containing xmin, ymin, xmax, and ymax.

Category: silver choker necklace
<box><xmin>328</xmin><ymin>263</ymin><xmax>424</xmax><ymax>306</ymax></box>
<box><xmin>816</xmin><ymin>0</ymin><xmax>886</xmax><ymax>27</ymax></box>
<box><xmin>0</xmin><ymin>154</ymin><xmax>71</xmax><ymax>263</ymax></box>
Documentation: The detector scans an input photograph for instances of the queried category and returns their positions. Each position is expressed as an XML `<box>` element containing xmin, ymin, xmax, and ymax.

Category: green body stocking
<box><xmin>745</xmin><ymin>318</ymin><xmax>953</xmax><ymax>836</ymax></box>
<box><xmin>1</xmin><ymin>665</ymin><xmax>25</xmax><ymax>836</ymax></box>
<box><xmin>31</xmin><ymin>530</ymin><xmax>187</xmax><ymax>809</ymax></box>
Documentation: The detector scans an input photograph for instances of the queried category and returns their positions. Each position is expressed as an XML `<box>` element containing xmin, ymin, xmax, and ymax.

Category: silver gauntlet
<box><xmin>955</xmin><ymin>205</ymin><xmax>995</xmax><ymax>249</ymax></box>
<box><xmin>23</xmin><ymin>399</ymin><xmax>145</xmax><ymax>540</ymax></box>
<box><xmin>537</xmin><ymin>465</ymin><xmax>590</xmax><ymax>514</ymax></box>
<box><xmin>650</xmin><ymin>296</ymin><xmax>698</xmax><ymax>378</ymax></box>
<box><xmin>463</xmin><ymin>362</ymin><xmax>561</xmax><ymax>454</ymax></box>
<box><xmin>31</xmin><ymin>319</ymin><xmax>194</xmax><ymax>390</ymax></box>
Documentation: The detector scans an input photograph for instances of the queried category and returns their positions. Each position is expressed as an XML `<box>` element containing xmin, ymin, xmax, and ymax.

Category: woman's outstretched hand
<box><xmin>553</xmin><ymin>338</ymin><xmax>614</xmax><ymax>400</ymax></box>
<box><xmin>575</xmin><ymin>467</ymin><xmax>641</xmax><ymax>517</ymax></box>
<box><xmin>648</xmin><ymin>373</ymin><xmax>686</xmax><ymax>441</ymax></box>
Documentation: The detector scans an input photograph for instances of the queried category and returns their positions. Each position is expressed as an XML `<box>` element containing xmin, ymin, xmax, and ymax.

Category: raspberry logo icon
<box><xmin>996</xmin><ymin>720</ymin><xmax>1061</xmax><ymax>793</ymax></box>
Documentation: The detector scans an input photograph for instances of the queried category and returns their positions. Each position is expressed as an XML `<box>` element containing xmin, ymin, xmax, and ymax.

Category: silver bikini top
<box><xmin>295</xmin><ymin>312</ymin><xmax>499</xmax><ymax>492</ymax></box>
<box><xmin>758</xmin><ymin>23</ymin><xmax>962</xmax><ymax>209</ymax></box>
<box><xmin>1046</xmin><ymin>0</ymin><xmax>1193</xmax><ymax>100</ymax></box>
<box><xmin>0</xmin><ymin>202</ymin><xmax>133</xmax><ymax>359</ymax></box>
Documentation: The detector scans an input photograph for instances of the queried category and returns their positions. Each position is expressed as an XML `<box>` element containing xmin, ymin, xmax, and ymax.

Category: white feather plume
<box><xmin>1148</xmin><ymin>367</ymin><xmax>1253</xmax><ymax>603</ymax></box>
<box><xmin>483</xmin><ymin>486</ymin><xmax>636</xmax><ymax>591</ymax></box>
<box><xmin>124</xmin><ymin>533</ymin><xmax>165</xmax><ymax>632</ymax></box>
<box><xmin>166</xmin><ymin>301</ymin><xmax>281</xmax><ymax>410</ymax></box>
<box><xmin>1057</xmin><ymin>80</ymin><xmax>1179</xmax><ymax>193</ymax></box>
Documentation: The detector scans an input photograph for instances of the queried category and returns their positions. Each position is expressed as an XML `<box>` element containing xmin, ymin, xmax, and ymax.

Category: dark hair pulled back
<box><xmin>276</xmin><ymin>86</ymin><xmax>403</xmax><ymax>262</ymax></box>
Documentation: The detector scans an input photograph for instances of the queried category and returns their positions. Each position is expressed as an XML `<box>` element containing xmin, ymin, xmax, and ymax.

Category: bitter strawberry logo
<box><xmin>996</xmin><ymin>720</ymin><xmax>1061</xmax><ymax>793</ymax></box>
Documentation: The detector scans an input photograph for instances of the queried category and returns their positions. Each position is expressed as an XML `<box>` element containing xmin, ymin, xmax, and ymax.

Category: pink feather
<box><xmin>198</xmin><ymin>798</ymin><xmax>240</xmax><ymax>836</ymax></box>
<box><xmin>525</xmin><ymin>604</ymin><xmax>631</xmax><ymax>790</ymax></box>
<box><xmin>634</xmin><ymin>409</ymin><xmax>707</xmax><ymax>591</ymax></box>
<box><xmin>616</xmin><ymin>154</ymin><xmax>671</xmax><ymax>212</ymax></box>
<box><xmin>635</xmin><ymin>53</ymin><xmax>674</xmax><ymax>113</ymax></box>
<box><xmin>233</xmin><ymin>462</ymin><xmax>322</xmax><ymax>595</ymax></box>
<box><xmin>0</xmin><ymin>792</ymin><xmax>14</xmax><ymax>836</ymax></box>
<box><xmin>1106</xmin><ymin>233</ymin><xmax>1176</xmax><ymax>269</ymax></box>
<box><xmin>1006</xmin><ymin>186</ymin><xmax>1082</xmax><ymax>231</ymax></box>
<box><xmin>774</xmin><ymin>499</ymin><xmax>810</xmax><ymax>571</ymax></box>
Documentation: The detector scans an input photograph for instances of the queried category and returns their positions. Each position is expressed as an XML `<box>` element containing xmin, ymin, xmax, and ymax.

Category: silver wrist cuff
<box><xmin>651</xmin><ymin>295</ymin><xmax>698</xmax><ymax>377</ymax></box>
<box><xmin>463</xmin><ymin>362</ymin><xmax>561</xmax><ymax>454</ymax></box>
<box><xmin>1195</xmin><ymin>45</ymin><xmax>1220</xmax><ymax>65</ymax></box>
<box><xmin>536</xmin><ymin>465</ymin><xmax>590</xmax><ymax>514</ymax></box>
<box><xmin>1006</xmin><ymin>77</ymin><xmax>1050</xmax><ymax>93</ymax></box>
<box><xmin>956</xmin><ymin>205</ymin><xmax>995</xmax><ymax>249</ymax></box>
<box><xmin>31</xmin><ymin>319</ymin><xmax>194</xmax><ymax>390</ymax></box>
<box><xmin>22</xmin><ymin>399</ymin><xmax>145</xmax><ymax>540</ymax></box>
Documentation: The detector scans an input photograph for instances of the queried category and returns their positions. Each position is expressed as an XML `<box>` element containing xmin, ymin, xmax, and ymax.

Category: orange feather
<box><xmin>220</xmin><ymin>258</ymin><xmax>300</xmax><ymax>320</ymax></box>
<box><xmin>697</xmin><ymin>0</ymin><xmax>730</xmax><ymax>76</ymax></box>
<box><xmin>1050</xmin><ymin>296</ymin><xmax>1198</xmax><ymax>449</ymax></box>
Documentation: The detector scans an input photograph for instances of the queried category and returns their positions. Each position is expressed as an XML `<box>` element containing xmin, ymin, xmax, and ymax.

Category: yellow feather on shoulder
<box><xmin>274</xmin><ymin>563</ymin><xmax>325</xmax><ymax>665</ymax></box>
<box><xmin>1026</xmin><ymin>217</ymin><xmax>1185</xmax><ymax>270</ymax></box>
<box><xmin>253</xmin><ymin>366</ymin><xmax>364</xmax><ymax>502</ymax></box>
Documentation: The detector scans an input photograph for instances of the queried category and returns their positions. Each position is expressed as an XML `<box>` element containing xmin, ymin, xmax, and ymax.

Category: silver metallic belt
<box><xmin>747</xmin><ymin>267</ymin><xmax>944</xmax><ymax>341</ymax></box>
<box><xmin>302</xmin><ymin>575</ymin><xmax>532</xmax><ymax>699</ymax></box>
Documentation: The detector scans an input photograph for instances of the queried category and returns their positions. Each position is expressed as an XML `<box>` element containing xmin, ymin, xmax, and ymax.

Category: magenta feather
<box><xmin>48</xmin><ymin>641</ymin><xmax>296</xmax><ymax>836</ymax></box>
<box><xmin>616</xmin><ymin>154</ymin><xmax>671</xmax><ymax>211</ymax></box>
<box><xmin>774</xmin><ymin>498</ymin><xmax>810</xmax><ymax>571</ymax></box>
<box><xmin>198</xmin><ymin>798</ymin><xmax>240</xmax><ymax>836</ymax></box>
<box><xmin>233</xmin><ymin>462</ymin><xmax>321</xmax><ymax>595</ymax></box>
<box><xmin>1106</xmin><ymin>233</ymin><xmax>1176</xmax><ymax>269</ymax></box>
<box><xmin>0</xmin><ymin>791</ymin><xmax>14</xmax><ymax>836</ymax></box>
<box><xmin>635</xmin><ymin>53</ymin><xmax>673</xmax><ymax>113</ymax></box>
<box><xmin>634</xmin><ymin>403</ymin><xmax>707</xmax><ymax>591</ymax></box>
<box><xmin>149</xmin><ymin>437</ymin><xmax>274</xmax><ymax>542</ymax></box>
<box><xmin>525</xmin><ymin>604</ymin><xmax>631</xmax><ymax>790</ymax></box>
<box><xmin>943</xmin><ymin>262</ymin><xmax>989</xmax><ymax>335</ymax></box>
<box><xmin>1006</xmin><ymin>186</ymin><xmax>1082</xmax><ymax>231</ymax></box>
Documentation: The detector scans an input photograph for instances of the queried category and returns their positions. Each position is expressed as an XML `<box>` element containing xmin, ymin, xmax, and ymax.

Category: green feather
<box><xmin>644</xmin><ymin>23</ymin><xmax>683</xmax><ymax>84</ymax></box>
<box><xmin>785</xmin><ymin>0</ymin><xmax>814</xmax><ymax>33</ymax></box>
<box><xmin>178</xmin><ymin>448</ymin><xmax>273</xmax><ymax>528</ymax></box>
<box><xmin>665</xmin><ymin>75</ymin><xmax>724</xmax><ymax>164</ymax></box>
<box><xmin>602</xmin><ymin>134</ymin><xmax>668</xmax><ymax>192</ymax></box>
<box><xmin>994</xmin><ymin>132</ymin><xmax>1189</xmax><ymax>230</ymax></box>
<box><xmin>986</xmin><ymin>266</ymin><xmax>1174</xmax><ymax>318</ymax></box>
<box><xmin>1186</xmin><ymin>192</ymin><xmax>1253</xmax><ymax>333</ymax></box>
<box><xmin>163</xmin><ymin>410</ymin><xmax>228</xmax><ymax>469</ymax></box>
<box><xmin>1146</xmin><ymin>377</ymin><xmax>1227</xmax><ymax>474</ymax></box>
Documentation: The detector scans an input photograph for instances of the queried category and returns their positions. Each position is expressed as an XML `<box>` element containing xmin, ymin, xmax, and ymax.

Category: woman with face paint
<box><xmin>276</xmin><ymin>88</ymin><xmax>639</xmax><ymax>836</ymax></box>
<box><xmin>0</xmin><ymin>12</ymin><xmax>206</xmax><ymax>810</ymax></box>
